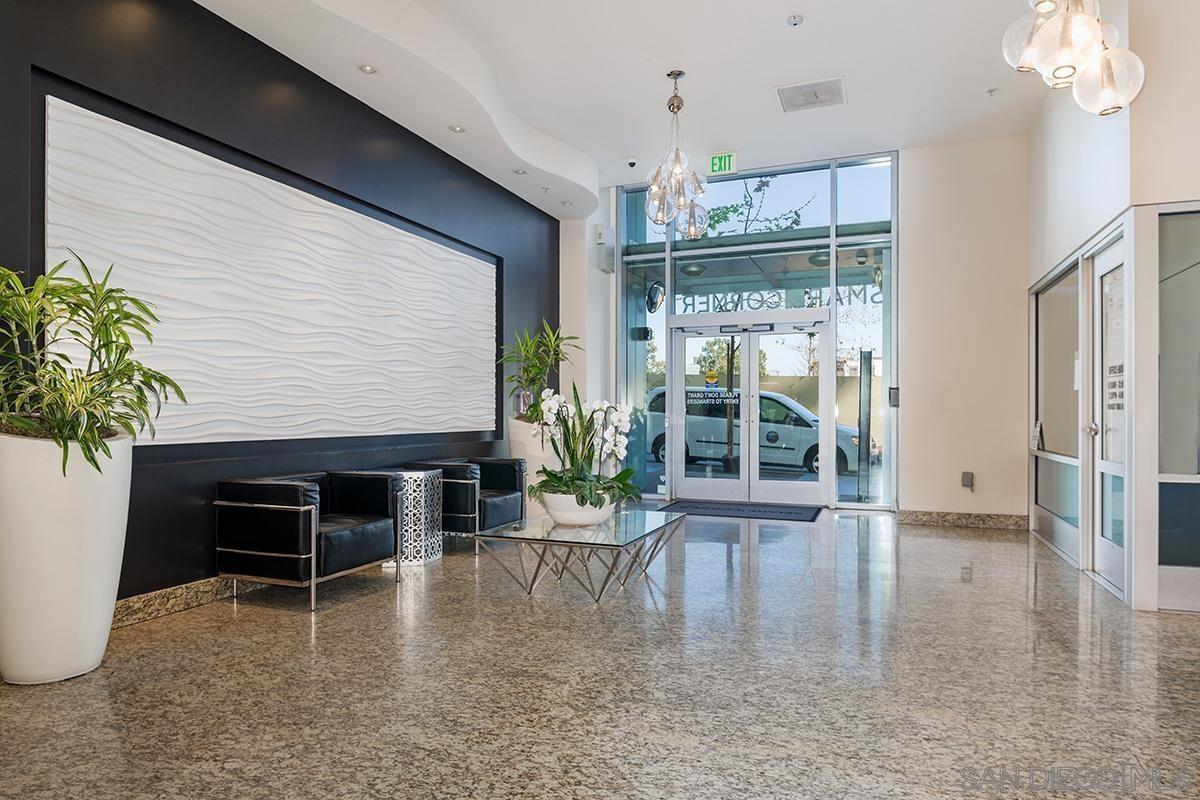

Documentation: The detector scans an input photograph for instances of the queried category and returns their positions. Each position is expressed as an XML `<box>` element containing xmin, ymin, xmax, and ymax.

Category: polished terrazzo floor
<box><xmin>3</xmin><ymin>512</ymin><xmax>1199</xmax><ymax>799</ymax></box>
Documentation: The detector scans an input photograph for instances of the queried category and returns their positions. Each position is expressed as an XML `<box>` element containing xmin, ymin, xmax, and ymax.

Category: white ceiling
<box><xmin>200</xmin><ymin>0</ymin><xmax>1049</xmax><ymax>219</ymax></box>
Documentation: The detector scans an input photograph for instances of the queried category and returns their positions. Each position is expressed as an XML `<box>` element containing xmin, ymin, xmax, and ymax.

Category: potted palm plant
<box><xmin>498</xmin><ymin>320</ymin><xmax>579</xmax><ymax>423</ymax></box>
<box><xmin>0</xmin><ymin>256</ymin><xmax>184</xmax><ymax>684</ymax></box>
<box><xmin>528</xmin><ymin>385</ymin><xmax>640</xmax><ymax>526</ymax></box>
<box><xmin>498</xmin><ymin>321</ymin><xmax>579</xmax><ymax>509</ymax></box>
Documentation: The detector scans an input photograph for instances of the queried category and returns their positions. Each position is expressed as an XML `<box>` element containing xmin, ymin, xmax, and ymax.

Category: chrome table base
<box><xmin>474</xmin><ymin>519</ymin><xmax>683</xmax><ymax>603</ymax></box>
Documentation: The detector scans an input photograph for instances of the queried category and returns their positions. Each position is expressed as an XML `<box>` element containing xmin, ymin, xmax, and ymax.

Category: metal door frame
<box><xmin>1089</xmin><ymin>236</ymin><xmax>1128</xmax><ymax>595</ymax></box>
<box><xmin>668</xmin><ymin>310</ymin><xmax>834</xmax><ymax>506</ymax></box>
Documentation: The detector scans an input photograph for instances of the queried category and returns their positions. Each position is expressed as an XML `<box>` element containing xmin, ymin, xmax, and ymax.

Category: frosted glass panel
<box><xmin>1100</xmin><ymin>266</ymin><xmax>1126</xmax><ymax>464</ymax></box>
<box><xmin>1101</xmin><ymin>473</ymin><xmax>1125</xmax><ymax>548</ymax></box>
<box><xmin>1036</xmin><ymin>457</ymin><xmax>1080</xmax><ymax>527</ymax></box>
<box><xmin>1036</xmin><ymin>268</ymin><xmax>1080</xmax><ymax>456</ymax></box>
<box><xmin>1160</xmin><ymin>212</ymin><xmax>1200</xmax><ymax>474</ymax></box>
<box><xmin>1160</xmin><ymin>482</ymin><xmax>1200</xmax><ymax>567</ymax></box>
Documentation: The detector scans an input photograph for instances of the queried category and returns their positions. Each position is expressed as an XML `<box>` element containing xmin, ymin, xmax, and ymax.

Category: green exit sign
<box><xmin>708</xmin><ymin>151</ymin><xmax>737</xmax><ymax>176</ymax></box>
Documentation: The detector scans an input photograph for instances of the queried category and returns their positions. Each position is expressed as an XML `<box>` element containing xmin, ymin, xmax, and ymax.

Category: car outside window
<box><xmin>760</xmin><ymin>397</ymin><xmax>793</xmax><ymax>425</ymax></box>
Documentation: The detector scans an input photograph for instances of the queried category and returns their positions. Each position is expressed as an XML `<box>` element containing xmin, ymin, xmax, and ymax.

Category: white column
<box><xmin>1127</xmin><ymin>205</ymin><xmax>1159</xmax><ymax>609</ymax></box>
<box><xmin>559</xmin><ymin>189</ymin><xmax>616</xmax><ymax>401</ymax></box>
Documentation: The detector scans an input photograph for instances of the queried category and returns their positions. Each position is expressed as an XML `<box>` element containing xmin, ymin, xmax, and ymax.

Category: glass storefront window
<box><xmin>671</xmin><ymin>247</ymin><xmax>831</xmax><ymax>315</ymax></box>
<box><xmin>622</xmin><ymin>188</ymin><xmax>667</xmax><ymax>256</ymax></box>
<box><xmin>1036</xmin><ymin>268</ymin><xmax>1080</xmax><ymax>457</ymax></box>
<box><xmin>836</xmin><ymin>158</ymin><xmax>893</xmax><ymax>237</ymax></box>
<box><xmin>672</xmin><ymin>166</ymin><xmax>831</xmax><ymax>251</ymax></box>
<box><xmin>618</xmin><ymin>154</ymin><xmax>896</xmax><ymax>504</ymax></box>
<box><xmin>835</xmin><ymin>244</ymin><xmax>890</xmax><ymax>503</ymax></box>
<box><xmin>621</xmin><ymin>258</ymin><xmax>667</xmax><ymax>495</ymax></box>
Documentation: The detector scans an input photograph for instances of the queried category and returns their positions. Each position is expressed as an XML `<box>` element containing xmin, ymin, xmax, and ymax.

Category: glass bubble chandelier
<box><xmin>1001</xmin><ymin>0</ymin><xmax>1145</xmax><ymax>117</ymax></box>
<box><xmin>645</xmin><ymin>70</ymin><xmax>709</xmax><ymax>240</ymax></box>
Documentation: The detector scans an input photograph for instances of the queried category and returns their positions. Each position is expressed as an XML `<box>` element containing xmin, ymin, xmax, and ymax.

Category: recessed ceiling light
<box><xmin>447</xmin><ymin>125</ymin><xmax>466</xmax><ymax>134</ymax></box>
<box><xmin>513</xmin><ymin>168</ymin><xmax>528</xmax><ymax>175</ymax></box>
<box><xmin>357</xmin><ymin>64</ymin><xmax>378</xmax><ymax>75</ymax></box>
<box><xmin>561</xmin><ymin>200</ymin><xmax>573</xmax><ymax>206</ymax></box>
<box><xmin>680</xmin><ymin>262</ymin><xmax>706</xmax><ymax>277</ymax></box>
<box><xmin>541</xmin><ymin>186</ymin><xmax>551</xmax><ymax>193</ymax></box>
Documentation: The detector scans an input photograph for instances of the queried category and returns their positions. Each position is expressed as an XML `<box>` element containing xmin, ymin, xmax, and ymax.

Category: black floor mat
<box><xmin>657</xmin><ymin>500</ymin><xmax>822</xmax><ymax>523</ymax></box>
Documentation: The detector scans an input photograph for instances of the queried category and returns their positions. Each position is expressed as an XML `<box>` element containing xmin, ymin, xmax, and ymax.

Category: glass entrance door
<box><xmin>669</xmin><ymin>322</ymin><xmax>833</xmax><ymax>505</ymax></box>
<box><xmin>1091</xmin><ymin>242</ymin><xmax>1126</xmax><ymax>592</ymax></box>
<box><xmin>671</xmin><ymin>330</ymin><xmax>749</xmax><ymax>502</ymax></box>
<box><xmin>749</xmin><ymin>325</ymin><xmax>833</xmax><ymax>505</ymax></box>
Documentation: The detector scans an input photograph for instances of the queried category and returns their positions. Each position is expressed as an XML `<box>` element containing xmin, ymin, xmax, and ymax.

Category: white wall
<box><xmin>1129</xmin><ymin>0</ymin><xmax>1200</xmax><ymax>207</ymax></box>
<box><xmin>1026</xmin><ymin>0</ymin><xmax>1200</xmax><ymax>277</ymax></box>
<box><xmin>898</xmin><ymin>135</ymin><xmax>1031</xmax><ymax>516</ymax></box>
<box><xmin>1027</xmin><ymin>0</ymin><xmax>1130</xmax><ymax>284</ymax></box>
<box><xmin>559</xmin><ymin>190</ymin><xmax>614</xmax><ymax>401</ymax></box>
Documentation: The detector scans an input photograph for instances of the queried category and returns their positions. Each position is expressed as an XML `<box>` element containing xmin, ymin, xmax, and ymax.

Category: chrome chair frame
<box><xmin>438</xmin><ymin>474</ymin><xmax>527</xmax><ymax>555</ymax></box>
<box><xmin>214</xmin><ymin>489</ymin><xmax>403</xmax><ymax>612</ymax></box>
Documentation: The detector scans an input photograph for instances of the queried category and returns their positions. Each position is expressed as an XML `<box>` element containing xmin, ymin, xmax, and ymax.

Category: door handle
<box><xmin>1086</xmin><ymin>422</ymin><xmax>1100</xmax><ymax>436</ymax></box>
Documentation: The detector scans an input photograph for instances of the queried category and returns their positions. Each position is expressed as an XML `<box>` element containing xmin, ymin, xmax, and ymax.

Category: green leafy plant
<box><xmin>0</xmin><ymin>254</ymin><xmax>185</xmax><ymax>472</ymax></box>
<box><xmin>527</xmin><ymin>384</ymin><xmax>641</xmax><ymax>508</ymax></box>
<box><xmin>498</xmin><ymin>320</ymin><xmax>580</xmax><ymax>422</ymax></box>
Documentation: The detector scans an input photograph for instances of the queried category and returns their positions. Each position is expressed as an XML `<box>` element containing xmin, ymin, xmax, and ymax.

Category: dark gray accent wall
<box><xmin>0</xmin><ymin>0</ymin><xmax>559</xmax><ymax>597</ymax></box>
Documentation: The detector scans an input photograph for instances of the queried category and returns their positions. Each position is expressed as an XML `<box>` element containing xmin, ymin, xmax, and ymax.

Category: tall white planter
<box><xmin>506</xmin><ymin>417</ymin><xmax>554</xmax><ymax>517</ymax></box>
<box><xmin>0</xmin><ymin>433</ymin><xmax>132</xmax><ymax>684</ymax></box>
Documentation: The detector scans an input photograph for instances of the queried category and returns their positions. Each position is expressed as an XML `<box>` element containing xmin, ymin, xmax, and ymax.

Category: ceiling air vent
<box><xmin>776</xmin><ymin>78</ymin><xmax>846</xmax><ymax>113</ymax></box>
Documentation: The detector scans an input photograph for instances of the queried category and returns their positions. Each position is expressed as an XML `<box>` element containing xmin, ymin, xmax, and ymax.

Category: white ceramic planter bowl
<box><xmin>541</xmin><ymin>493</ymin><xmax>615</xmax><ymax>527</ymax></box>
<box><xmin>0</xmin><ymin>433</ymin><xmax>132</xmax><ymax>684</ymax></box>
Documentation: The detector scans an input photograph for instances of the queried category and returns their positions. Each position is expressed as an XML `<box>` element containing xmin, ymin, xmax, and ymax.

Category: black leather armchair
<box><xmin>214</xmin><ymin>471</ymin><xmax>403</xmax><ymax>611</ymax></box>
<box><xmin>397</xmin><ymin>457</ymin><xmax>527</xmax><ymax>538</ymax></box>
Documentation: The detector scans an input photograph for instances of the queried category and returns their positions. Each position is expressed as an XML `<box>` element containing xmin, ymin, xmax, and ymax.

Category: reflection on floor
<box><xmin>642</xmin><ymin>459</ymin><xmax>885</xmax><ymax>502</ymax></box>
<box><xmin>3</xmin><ymin>513</ymin><xmax>1199</xmax><ymax>799</ymax></box>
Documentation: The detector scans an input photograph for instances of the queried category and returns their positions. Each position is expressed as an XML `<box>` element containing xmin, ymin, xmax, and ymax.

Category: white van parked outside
<box><xmin>644</xmin><ymin>387</ymin><xmax>878</xmax><ymax>475</ymax></box>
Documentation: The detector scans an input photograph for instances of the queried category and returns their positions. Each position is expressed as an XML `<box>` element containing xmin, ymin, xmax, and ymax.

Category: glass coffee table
<box><xmin>475</xmin><ymin>509</ymin><xmax>687</xmax><ymax>602</ymax></box>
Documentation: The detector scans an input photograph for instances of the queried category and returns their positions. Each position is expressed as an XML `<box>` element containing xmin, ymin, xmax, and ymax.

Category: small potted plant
<box><xmin>498</xmin><ymin>321</ymin><xmax>579</xmax><ymax>508</ymax></box>
<box><xmin>0</xmin><ymin>255</ymin><xmax>184</xmax><ymax>684</ymax></box>
<box><xmin>528</xmin><ymin>385</ymin><xmax>640</xmax><ymax>526</ymax></box>
<box><xmin>498</xmin><ymin>320</ymin><xmax>579</xmax><ymax>424</ymax></box>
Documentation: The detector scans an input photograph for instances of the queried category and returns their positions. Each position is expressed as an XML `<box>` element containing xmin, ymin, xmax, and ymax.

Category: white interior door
<box><xmin>1091</xmin><ymin>242</ymin><xmax>1127</xmax><ymax>592</ymax></box>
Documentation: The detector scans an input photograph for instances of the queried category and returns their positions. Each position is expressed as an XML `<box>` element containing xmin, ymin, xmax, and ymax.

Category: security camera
<box><xmin>627</xmin><ymin>158</ymin><xmax>638</xmax><ymax>168</ymax></box>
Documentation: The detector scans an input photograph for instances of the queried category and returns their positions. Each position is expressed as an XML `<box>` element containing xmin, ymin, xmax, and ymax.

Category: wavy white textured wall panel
<box><xmin>44</xmin><ymin>97</ymin><xmax>496</xmax><ymax>445</ymax></box>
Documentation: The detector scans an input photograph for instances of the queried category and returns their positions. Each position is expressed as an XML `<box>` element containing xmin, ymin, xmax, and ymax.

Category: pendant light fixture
<box><xmin>1072</xmin><ymin>39</ymin><xmax>1146</xmax><ymax>116</ymax></box>
<box><xmin>645</xmin><ymin>70</ymin><xmax>709</xmax><ymax>240</ymax></box>
<box><xmin>1002</xmin><ymin>10</ymin><xmax>1054</xmax><ymax>73</ymax></box>
<box><xmin>1033</xmin><ymin>0</ymin><xmax>1102</xmax><ymax>82</ymax></box>
<box><xmin>1001</xmin><ymin>0</ymin><xmax>1146</xmax><ymax>117</ymax></box>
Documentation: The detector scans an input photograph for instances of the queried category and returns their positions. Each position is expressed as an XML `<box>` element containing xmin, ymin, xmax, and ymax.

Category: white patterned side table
<box><xmin>396</xmin><ymin>469</ymin><xmax>444</xmax><ymax>565</ymax></box>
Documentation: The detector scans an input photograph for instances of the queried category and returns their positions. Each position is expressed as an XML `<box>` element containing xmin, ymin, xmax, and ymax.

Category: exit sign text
<box><xmin>708</xmin><ymin>151</ymin><xmax>737</xmax><ymax>176</ymax></box>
